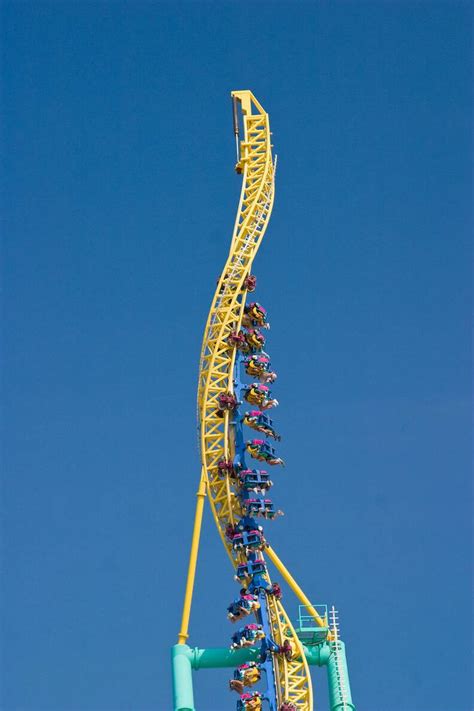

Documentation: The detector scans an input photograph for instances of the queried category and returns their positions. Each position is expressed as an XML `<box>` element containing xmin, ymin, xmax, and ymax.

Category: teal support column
<box><xmin>326</xmin><ymin>640</ymin><xmax>355</xmax><ymax>711</ymax></box>
<box><xmin>171</xmin><ymin>645</ymin><xmax>195</xmax><ymax>711</ymax></box>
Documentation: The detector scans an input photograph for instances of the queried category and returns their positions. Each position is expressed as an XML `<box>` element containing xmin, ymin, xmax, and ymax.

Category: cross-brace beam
<box><xmin>171</xmin><ymin>642</ymin><xmax>355</xmax><ymax>711</ymax></box>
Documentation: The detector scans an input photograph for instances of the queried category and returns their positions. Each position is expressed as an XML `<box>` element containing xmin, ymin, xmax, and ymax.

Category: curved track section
<box><xmin>197</xmin><ymin>91</ymin><xmax>313</xmax><ymax>711</ymax></box>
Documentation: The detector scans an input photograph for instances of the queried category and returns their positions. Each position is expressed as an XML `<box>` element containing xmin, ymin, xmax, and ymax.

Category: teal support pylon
<box><xmin>327</xmin><ymin>640</ymin><xmax>355</xmax><ymax>711</ymax></box>
<box><xmin>171</xmin><ymin>645</ymin><xmax>195</xmax><ymax>711</ymax></box>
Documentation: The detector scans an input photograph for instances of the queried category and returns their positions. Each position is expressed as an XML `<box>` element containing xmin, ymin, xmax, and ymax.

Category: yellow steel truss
<box><xmin>194</xmin><ymin>91</ymin><xmax>314</xmax><ymax>710</ymax></box>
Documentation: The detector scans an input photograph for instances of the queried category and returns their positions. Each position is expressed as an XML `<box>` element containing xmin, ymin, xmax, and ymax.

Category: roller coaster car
<box><xmin>236</xmin><ymin>516</ymin><xmax>264</xmax><ymax>534</ymax></box>
<box><xmin>244</xmin><ymin>355</ymin><xmax>270</xmax><ymax>379</ymax></box>
<box><xmin>235</xmin><ymin>557</ymin><xmax>267</xmax><ymax>581</ymax></box>
<box><xmin>235</xmin><ymin>563</ymin><xmax>251</xmax><ymax>582</ymax></box>
<box><xmin>237</xmin><ymin>692</ymin><xmax>263</xmax><ymax>711</ymax></box>
<box><xmin>237</xmin><ymin>469</ymin><xmax>273</xmax><ymax>494</ymax></box>
<box><xmin>242</xmin><ymin>559</ymin><xmax>269</xmax><ymax>594</ymax></box>
<box><xmin>242</xmin><ymin>302</ymin><xmax>269</xmax><ymax>329</ymax></box>
<box><xmin>227</xmin><ymin>595</ymin><xmax>260</xmax><ymax>622</ymax></box>
<box><xmin>246</xmin><ymin>530</ymin><xmax>267</xmax><ymax>552</ymax></box>
<box><xmin>246</xmin><ymin>439</ymin><xmax>284</xmax><ymax>466</ymax></box>
<box><xmin>217</xmin><ymin>392</ymin><xmax>238</xmax><ymax>412</ymax></box>
<box><xmin>231</xmin><ymin>529</ymin><xmax>265</xmax><ymax>552</ymax></box>
<box><xmin>244</xmin><ymin>384</ymin><xmax>269</xmax><ymax>405</ymax></box>
<box><xmin>242</xmin><ymin>497</ymin><xmax>267</xmax><ymax>517</ymax></box>
<box><xmin>232</xmin><ymin>529</ymin><xmax>266</xmax><ymax>553</ymax></box>
<box><xmin>231</xmin><ymin>624</ymin><xmax>265</xmax><ymax>649</ymax></box>
<box><xmin>231</xmin><ymin>532</ymin><xmax>245</xmax><ymax>550</ymax></box>
<box><xmin>244</xmin><ymin>275</ymin><xmax>257</xmax><ymax>292</ymax></box>
<box><xmin>279</xmin><ymin>703</ymin><xmax>298</xmax><ymax>711</ymax></box>
<box><xmin>237</xmin><ymin>693</ymin><xmax>262</xmax><ymax>711</ymax></box>
<box><xmin>243</xmin><ymin>497</ymin><xmax>283</xmax><ymax>520</ymax></box>
<box><xmin>244</xmin><ymin>385</ymin><xmax>278</xmax><ymax>410</ymax></box>
<box><xmin>249</xmin><ymin>437</ymin><xmax>267</xmax><ymax>454</ymax></box>
<box><xmin>246</xmin><ymin>558</ymin><xmax>267</xmax><ymax>577</ymax></box>
<box><xmin>229</xmin><ymin>662</ymin><xmax>261</xmax><ymax>693</ymax></box>
<box><xmin>244</xmin><ymin>329</ymin><xmax>266</xmax><ymax>352</ymax></box>
<box><xmin>243</xmin><ymin>411</ymin><xmax>281</xmax><ymax>441</ymax></box>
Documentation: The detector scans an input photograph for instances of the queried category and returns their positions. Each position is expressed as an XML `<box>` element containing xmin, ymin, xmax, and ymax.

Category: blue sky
<box><xmin>1</xmin><ymin>2</ymin><xmax>471</xmax><ymax>710</ymax></box>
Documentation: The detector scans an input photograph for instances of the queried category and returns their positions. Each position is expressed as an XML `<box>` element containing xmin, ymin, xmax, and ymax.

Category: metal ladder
<box><xmin>329</xmin><ymin>605</ymin><xmax>350</xmax><ymax>711</ymax></box>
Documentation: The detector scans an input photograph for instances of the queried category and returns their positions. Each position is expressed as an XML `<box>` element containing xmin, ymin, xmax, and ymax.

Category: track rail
<box><xmin>197</xmin><ymin>91</ymin><xmax>313</xmax><ymax>711</ymax></box>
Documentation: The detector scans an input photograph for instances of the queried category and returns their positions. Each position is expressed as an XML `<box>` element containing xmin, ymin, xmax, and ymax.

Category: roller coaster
<box><xmin>171</xmin><ymin>91</ymin><xmax>356</xmax><ymax>711</ymax></box>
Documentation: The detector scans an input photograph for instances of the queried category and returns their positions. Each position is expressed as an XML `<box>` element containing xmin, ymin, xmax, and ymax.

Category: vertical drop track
<box><xmin>196</xmin><ymin>91</ymin><xmax>313</xmax><ymax>711</ymax></box>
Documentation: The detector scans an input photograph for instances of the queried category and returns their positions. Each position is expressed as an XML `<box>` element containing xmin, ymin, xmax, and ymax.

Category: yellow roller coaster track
<box><xmin>196</xmin><ymin>91</ymin><xmax>313</xmax><ymax>711</ymax></box>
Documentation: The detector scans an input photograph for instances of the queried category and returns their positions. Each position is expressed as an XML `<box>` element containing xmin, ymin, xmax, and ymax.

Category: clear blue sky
<box><xmin>2</xmin><ymin>2</ymin><xmax>471</xmax><ymax>710</ymax></box>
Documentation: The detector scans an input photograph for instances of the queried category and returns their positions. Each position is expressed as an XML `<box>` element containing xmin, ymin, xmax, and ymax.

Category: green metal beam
<box><xmin>192</xmin><ymin>646</ymin><xmax>260</xmax><ymax>669</ymax></box>
<box><xmin>172</xmin><ymin>641</ymin><xmax>330</xmax><ymax>670</ymax></box>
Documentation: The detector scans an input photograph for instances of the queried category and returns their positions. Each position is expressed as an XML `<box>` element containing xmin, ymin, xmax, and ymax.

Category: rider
<box><xmin>230</xmin><ymin>624</ymin><xmax>265</xmax><ymax>649</ymax></box>
<box><xmin>244</xmin><ymin>329</ymin><xmax>266</xmax><ymax>351</ymax></box>
<box><xmin>278</xmin><ymin>640</ymin><xmax>294</xmax><ymax>661</ymax></box>
<box><xmin>244</xmin><ymin>384</ymin><xmax>278</xmax><ymax>410</ymax></box>
<box><xmin>270</xmin><ymin>582</ymin><xmax>283</xmax><ymax>599</ymax></box>
<box><xmin>244</xmin><ymin>274</ymin><xmax>257</xmax><ymax>292</ymax></box>
<box><xmin>227</xmin><ymin>330</ymin><xmax>249</xmax><ymax>352</ymax></box>
<box><xmin>237</xmin><ymin>692</ymin><xmax>262</xmax><ymax>711</ymax></box>
<box><xmin>244</xmin><ymin>354</ymin><xmax>276</xmax><ymax>382</ymax></box>
<box><xmin>225</xmin><ymin>523</ymin><xmax>239</xmax><ymax>542</ymax></box>
<box><xmin>217</xmin><ymin>392</ymin><xmax>238</xmax><ymax>413</ymax></box>
<box><xmin>243</xmin><ymin>302</ymin><xmax>269</xmax><ymax>329</ymax></box>
<box><xmin>227</xmin><ymin>592</ymin><xmax>260</xmax><ymax>622</ymax></box>
<box><xmin>219</xmin><ymin>460</ymin><xmax>236</xmax><ymax>477</ymax></box>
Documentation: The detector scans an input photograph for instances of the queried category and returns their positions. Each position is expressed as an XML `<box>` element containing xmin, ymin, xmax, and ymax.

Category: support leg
<box><xmin>326</xmin><ymin>639</ymin><xmax>355</xmax><ymax>711</ymax></box>
<box><xmin>177</xmin><ymin>473</ymin><xmax>207</xmax><ymax>645</ymax></box>
<box><xmin>171</xmin><ymin>644</ymin><xmax>195</xmax><ymax>711</ymax></box>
